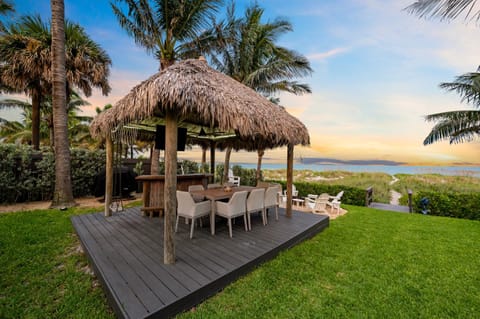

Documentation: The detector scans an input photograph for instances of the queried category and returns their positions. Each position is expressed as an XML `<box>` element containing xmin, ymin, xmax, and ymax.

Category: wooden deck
<box><xmin>71</xmin><ymin>207</ymin><xmax>329</xmax><ymax>319</ymax></box>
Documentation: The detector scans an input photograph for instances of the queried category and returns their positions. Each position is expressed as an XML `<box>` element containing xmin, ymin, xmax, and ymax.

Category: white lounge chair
<box><xmin>175</xmin><ymin>191</ymin><xmax>211</xmax><ymax>239</ymax></box>
<box><xmin>228</xmin><ymin>169</ymin><xmax>240</xmax><ymax>186</ymax></box>
<box><xmin>215</xmin><ymin>191</ymin><xmax>248</xmax><ymax>238</ymax></box>
<box><xmin>283</xmin><ymin>184</ymin><xmax>298</xmax><ymax>197</ymax></box>
<box><xmin>326</xmin><ymin>191</ymin><xmax>344</xmax><ymax>214</ymax></box>
<box><xmin>306</xmin><ymin>193</ymin><xmax>330</xmax><ymax>214</ymax></box>
<box><xmin>246</xmin><ymin>188</ymin><xmax>265</xmax><ymax>230</ymax></box>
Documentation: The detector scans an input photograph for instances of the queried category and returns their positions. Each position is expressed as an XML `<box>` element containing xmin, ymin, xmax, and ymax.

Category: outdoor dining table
<box><xmin>190</xmin><ymin>186</ymin><xmax>256</xmax><ymax>235</ymax></box>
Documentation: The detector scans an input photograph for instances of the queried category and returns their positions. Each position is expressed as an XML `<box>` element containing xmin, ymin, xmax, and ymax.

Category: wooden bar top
<box><xmin>136</xmin><ymin>173</ymin><xmax>213</xmax><ymax>181</ymax></box>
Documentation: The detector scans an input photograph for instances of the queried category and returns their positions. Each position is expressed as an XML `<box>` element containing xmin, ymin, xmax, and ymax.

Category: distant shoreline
<box><xmin>235</xmin><ymin>163</ymin><xmax>480</xmax><ymax>177</ymax></box>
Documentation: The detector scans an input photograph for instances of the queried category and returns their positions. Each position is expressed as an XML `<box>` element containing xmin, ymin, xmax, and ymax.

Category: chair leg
<box><xmin>228</xmin><ymin>218</ymin><xmax>233</xmax><ymax>238</ymax></box>
<box><xmin>247</xmin><ymin>212</ymin><xmax>252</xmax><ymax>230</ymax></box>
<box><xmin>275</xmin><ymin>205</ymin><xmax>278</xmax><ymax>221</ymax></box>
<box><xmin>175</xmin><ymin>215</ymin><xmax>180</xmax><ymax>233</ymax></box>
<box><xmin>261</xmin><ymin>208</ymin><xmax>266</xmax><ymax>226</ymax></box>
<box><xmin>244</xmin><ymin>213</ymin><xmax>248</xmax><ymax>231</ymax></box>
<box><xmin>190</xmin><ymin>218</ymin><xmax>195</xmax><ymax>239</ymax></box>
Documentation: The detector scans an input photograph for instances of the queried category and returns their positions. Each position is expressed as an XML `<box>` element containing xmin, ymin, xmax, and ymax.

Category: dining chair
<box><xmin>246</xmin><ymin>188</ymin><xmax>265</xmax><ymax>230</ymax></box>
<box><xmin>188</xmin><ymin>184</ymin><xmax>205</xmax><ymax>202</ymax></box>
<box><xmin>175</xmin><ymin>191</ymin><xmax>211</xmax><ymax>239</ymax></box>
<box><xmin>264</xmin><ymin>186</ymin><xmax>280</xmax><ymax>223</ymax></box>
<box><xmin>215</xmin><ymin>191</ymin><xmax>248</xmax><ymax>238</ymax></box>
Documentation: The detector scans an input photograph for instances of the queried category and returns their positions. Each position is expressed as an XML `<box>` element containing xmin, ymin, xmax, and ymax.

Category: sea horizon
<box><xmin>233</xmin><ymin>162</ymin><xmax>480</xmax><ymax>177</ymax></box>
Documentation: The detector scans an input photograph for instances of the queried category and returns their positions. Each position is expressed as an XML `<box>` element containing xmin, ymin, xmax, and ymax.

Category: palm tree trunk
<box><xmin>31</xmin><ymin>87</ymin><xmax>41</xmax><ymax>150</ymax></box>
<box><xmin>223</xmin><ymin>146</ymin><xmax>232</xmax><ymax>184</ymax></box>
<box><xmin>256</xmin><ymin>149</ymin><xmax>264</xmax><ymax>184</ymax></box>
<box><xmin>50</xmin><ymin>0</ymin><xmax>75</xmax><ymax>208</ymax></box>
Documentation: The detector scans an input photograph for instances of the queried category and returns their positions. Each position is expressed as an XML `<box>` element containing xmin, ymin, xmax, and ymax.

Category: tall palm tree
<box><xmin>406</xmin><ymin>0</ymin><xmax>480</xmax><ymax>21</ymax></box>
<box><xmin>190</xmin><ymin>3</ymin><xmax>312</xmax><ymax>183</ymax></box>
<box><xmin>50</xmin><ymin>0</ymin><xmax>75</xmax><ymax>208</ymax></box>
<box><xmin>424</xmin><ymin>72</ymin><xmax>480</xmax><ymax>145</ymax></box>
<box><xmin>112</xmin><ymin>0</ymin><xmax>223</xmax><ymax>180</ymax></box>
<box><xmin>0</xmin><ymin>15</ymin><xmax>111</xmax><ymax>150</ymax></box>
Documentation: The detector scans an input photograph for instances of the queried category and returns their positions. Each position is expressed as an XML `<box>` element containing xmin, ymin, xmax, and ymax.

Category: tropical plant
<box><xmin>111</xmin><ymin>0</ymin><xmax>223</xmax><ymax>178</ymax></box>
<box><xmin>50</xmin><ymin>0</ymin><xmax>75</xmax><ymax>208</ymax></box>
<box><xmin>0</xmin><ymin>92</ymin><xmax>95</xmax><ymax>148</ymax></box>
<box><xmin>424</xmin><ymin>110</ymin><xmax>480</xmax><ymax>144</ymax></box>
<box><xmin>406</xmin><ymin>0</ymin><xmax>480</xmax><ymax>21</ymax></box>
<box><xmin>423</xmin><ymin>72</ymin><xmax>480</xmax><ymax>144</ymax></box>
<box><xmin>190</xmin><ymin>2</ymin><xmax>312</xmax><ymax>182</ymax></box>
<box><xmin>0</xmin><ymin>15</ymin><xmax>111</xmax><ymax>150</ymax></box>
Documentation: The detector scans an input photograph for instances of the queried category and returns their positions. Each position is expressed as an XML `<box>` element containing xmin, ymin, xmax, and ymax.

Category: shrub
<box><xmin>412</xmin><ymin>191</ymin><xmax>480</xmax><ymax>220</ymax></box>
<box><xmin>267</xmin><ymin>180</ymin><xmax>365</xmax><ymax>206</ymax></box>
<box><xmin>0</xmin><ymin>144</ymin><xmax>106</xmax><ymax>204</ymax></box>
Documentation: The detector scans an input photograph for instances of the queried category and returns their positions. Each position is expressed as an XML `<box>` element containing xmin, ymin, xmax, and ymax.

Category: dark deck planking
<box><xmin>369</xmin><ymin>202</ymin><xmax>410</xmax><ymax>213</ymax></box>
<box><xmin>72</xmin><ymin>207</ymin><xmax>329</xmax><ymax>319</ymax></box>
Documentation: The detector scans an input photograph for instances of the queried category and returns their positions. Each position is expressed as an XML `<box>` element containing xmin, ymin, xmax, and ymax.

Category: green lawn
<box><xmin>1</xmin><ymin>206</ymin><xmax>479</xmax><ymax>318</ymax></box>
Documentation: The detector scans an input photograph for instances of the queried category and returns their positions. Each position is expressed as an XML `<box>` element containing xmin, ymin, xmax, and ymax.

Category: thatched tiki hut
<box><xmin>90</xmin><ymin>58</ymin><xmax>309</xmax><ymax>264</ymax></box>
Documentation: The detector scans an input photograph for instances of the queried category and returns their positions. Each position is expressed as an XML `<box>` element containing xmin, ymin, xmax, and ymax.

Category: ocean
<box><xmin>235</xmin><ymin>163</ymin><xmax>480</xmax><ymax>178</ymax></box>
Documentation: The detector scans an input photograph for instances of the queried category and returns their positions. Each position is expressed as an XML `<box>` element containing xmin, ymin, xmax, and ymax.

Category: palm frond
<box><xmin>405</xmin><ymin>0</ymin><xmax>480</xmax><ymax>22</ymax></box>
<box><xmin>423</xmin><ymin>110</ymin><xmax>480</xmax><ymax>144</ymax></box>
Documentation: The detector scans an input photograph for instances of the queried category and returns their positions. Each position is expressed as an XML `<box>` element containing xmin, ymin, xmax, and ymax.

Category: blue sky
<box><xmin>1</xmin><ymin>0</ymin><xmax>480</xmax><ymax>165</ymax></box>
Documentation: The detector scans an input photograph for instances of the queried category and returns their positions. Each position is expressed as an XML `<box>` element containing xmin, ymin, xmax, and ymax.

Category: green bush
<box><xmin>412</xmin><ymin>191</ymin><xmax>480</xmax><ymax>220</ymax></box>
<box><xmin>0</xmin><ymin>144</ymin><xmax>106</xmax><ymax>204</ymax></box>
<box><xmin>213</xmin><ymin>164</ymin><xmax>259</xmax><ymax>186</ymax></box>
<box><xmin>267</xmin><ymin>180</ymin><xmax>365</xmax><ymax>206</ymax></box>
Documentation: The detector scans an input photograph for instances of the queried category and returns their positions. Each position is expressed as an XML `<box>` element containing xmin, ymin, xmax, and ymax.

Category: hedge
<box><xmin>412</xmin><ymin>191</ymin><xmax>480</xmax><ymax>221</ymax></box>
<box><xmin>0</xmin><ymin>144</ymin><xmax>106</xmax><ymax>204</ymax></box>
<box><xmin>267</xmin><ymin>180</ymin><xmax>365</xmax><ymax>206</ymax></box>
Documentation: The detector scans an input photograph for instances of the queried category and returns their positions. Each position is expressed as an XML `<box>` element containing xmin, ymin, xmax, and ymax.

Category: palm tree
<box><xmin>50</xmin><ymin>0</ymin><xmax>75</xmax><ymax>208</ymax></box>
<box><xmin>424</xmin><ymin>72</ymin><xmax>480</xmax><ymax>145</ymax></box>
<box><xmin>190</xmin><ymin>3</ymin><xmax>312</xmax><ymax>183</ymax></box>
<box><xmin>112</xmin><ymin>0</ymin><xmax>223</xmax><ymax>182</ymax></box>
<box><xmin>406</xmin><ymin>0</ymin><xmax>480</xmax><ymax>21</ymax></box>
<box><xmin>1</xmin><ymin>91</ymin><xmax>93</xmax><ymax>147</ymax></box>
<box><xmin>0</xmin><ymin>15</ymin><xmax>111</xmax><ymax>150</ymax></box>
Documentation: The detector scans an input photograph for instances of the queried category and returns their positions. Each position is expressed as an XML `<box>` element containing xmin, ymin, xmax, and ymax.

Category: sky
<box><xmin>1</xmin><ymin>0</ymin><xmax>480</xmax><ymax>166</ymax></box>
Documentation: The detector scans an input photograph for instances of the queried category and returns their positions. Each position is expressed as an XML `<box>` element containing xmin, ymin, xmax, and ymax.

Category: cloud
<box><xmin>307</xmin><ymin>48</ymin><xmax>349</xmax><ymax>61</ymax></box>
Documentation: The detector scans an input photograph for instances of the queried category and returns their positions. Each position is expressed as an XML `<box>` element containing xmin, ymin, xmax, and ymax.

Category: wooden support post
<box><xmin>223</xmin><ymin>146</ymin><xmax>232</xmax><ymax>184</ymax></box>
<box><xmin>210</xmin><ymin>141</ymin><xmax>216</xmax><ymax>182</ymax></box>
<box><xmin>286</xmin><ymin>144</ymin><xmax>294</xmax><ymax>218</ymax></box>
<box><xmin>104</xmin><ymin>135</ymin><xmax>113</xmax><ymax>217</ymax></box>
<box><xmin>164</xmin><ymin>111</ymin><xmax>177</xmax><ymax>264</ymax></box>
<box><xmin>408</xmin><ymin>189</ymin><xmax>413</xmax><ymax>213</ymax></box>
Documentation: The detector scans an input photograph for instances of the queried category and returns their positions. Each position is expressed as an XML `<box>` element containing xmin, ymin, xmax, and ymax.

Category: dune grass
<box><xmin>1</xmin><ymin>205</ymin><xmax>479</xmax><ymax>318</ymax></box>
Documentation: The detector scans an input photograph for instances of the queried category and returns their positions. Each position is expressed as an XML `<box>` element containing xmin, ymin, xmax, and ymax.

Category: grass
<box><xmin>179</xmin><ymin>206</ymin><xmax>480</xmax><ymax>318</ymax></box>
<box><xmin>1</xmin><ymin>205</ymin><xmax>479</xmax><ymax>318</ymax></box>
<box><xmin>0</xmin><ymin>207</ymin><xmax>114</xmax><ymax>319</ymax></box>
